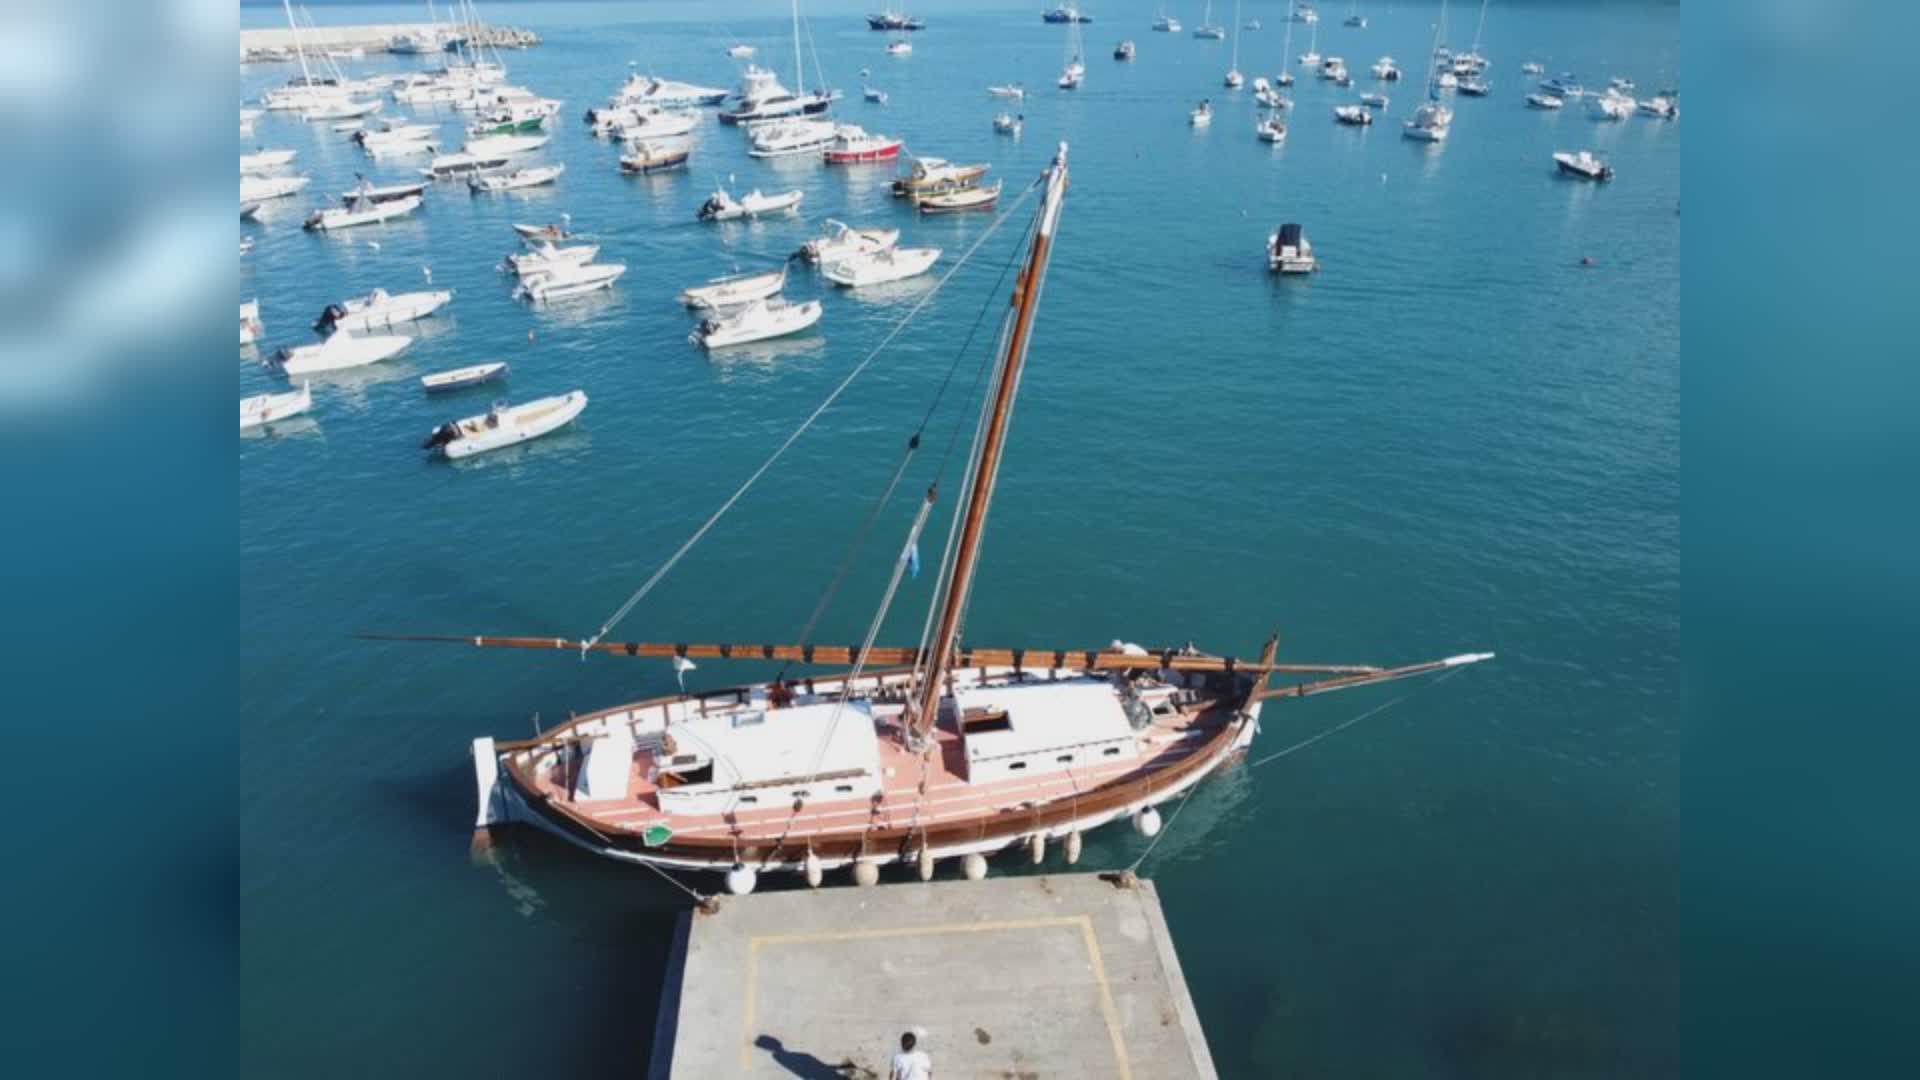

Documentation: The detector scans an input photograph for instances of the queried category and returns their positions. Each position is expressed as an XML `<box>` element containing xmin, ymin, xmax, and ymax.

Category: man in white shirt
<box><xmin>889</xmin><ymin>1030</ymin><xmax>932</xmax><ymax>1080</ymax></box>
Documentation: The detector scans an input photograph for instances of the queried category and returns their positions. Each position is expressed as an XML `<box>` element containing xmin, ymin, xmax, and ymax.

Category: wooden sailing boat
<box><xmin>375</xmin><ymin>145</ymin><xmax>1490</xmax><ymax>892</ymax></box>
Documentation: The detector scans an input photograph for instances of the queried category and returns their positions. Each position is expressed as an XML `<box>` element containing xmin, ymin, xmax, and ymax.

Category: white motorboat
<box><xmin>513</xmin><ymin>222</ymin><xmax>573</xmax><ymax>243</ymax></box>
<box><xmin>240</xmin><ymin>174</ymin><xmax>311</xmax><ymax>202</ymax></box>
<box><xmin>1403</xmin><ymin>101</ymin><xmax>1453</xmax><ymax>141</ymax></box>
<box><xmin>423</xmin><ymin>151</ymin><xmax>511</xmax><ymax>178</ymax></box>
<box><xmin>1152</xmin><ymin>12</ymin><xmax>1181</xmax><ymax>32</ymax></box>
<box><xmin>887</xmin><ymin>39</ymin><xmax>913</xmax><ymax>56</ymax></box>
<box><xmin>463</xmin><ymin>133</ymin><xmax>550</xmax><ymax>157</ymax></box>
<box><xmin>1609</xmin><ymin>76</ymin><xmax>1635</xmax><ymax>92</ymax></box>
<box><xmin>332</xmin><ymin>120</ymin><xmax>366</xmax><ymax>134</ymax></box>
<box><xmin>1190</xmin><ymin>100</ymin><xmax>1214</xmax><ymax>127</ymax></box>
<box><xmin>1193</xmin><ymin>0</ymin><xmax>1226</xmax><ymax>38</ymax></box>
<box><xmin>275</xmin><ymin>329</ymin><xmax>411</xmax><ymax>375</ymax></box>
<box><xmin>918</xmin><ymin>180</ymin><xmax>1001</xmax><ymax>213</ymax></box>
<box><xmin>698</xmin><ymin>187</ymin><xmax>805</xmax><ymax>221</ymax></box>
<box><xmin>1372</xmin><ymin>56</ymin><xmax>1401</xmax><ymax>80</ymax></box>
<box><xmin>305</xmin><ymin>193</ymin><xmax>422</xmax><ymax>230</ymax></box>
<box><xmin>421</xmin><ymin>361</ymin><xmax>510</xmax><ymax>393</ymax></box>
<box><xmin>591</xmin><ymin>105</ymin><xmax>699</xmax><ymax>140</ymax></box>
<box><xmin>1115</xmin><ymin>40</ymin><xmax>1137</xmax><ymax>61</ymax></box>
<box><xmin>515</xmin><ymin>262</ymin><xmax>627</xmax><ymax>302</ymax></box>
<box><xmin>1359</xmin><ymin>92</ymin><xmax>1389</xmax><ymax>108</ymax></box>
<box><xmin>357</xmin><ymin>123</ymin><xmax>440</xmax><ymax>152</ymax></box>
<box><xmin>469</xmin><ymin>164</ymin><xmax>565</xmax><ymax>193</ymax></box>
<box><xmin>1458</xmin><ymin>78</ymin><xmax>1490</xmax><ymax>97</ymax></box>
<box><xmin>1297</xmin><ymin>5</ymin><xmax>1321</xmax><ymax>65</ymax></box>
<box><xmin>728</xmin><ymin>45</ymin><xmax>756</xmax><ymax>59</ymax></box>
<box><xmin>678</xmin><ymin>266</ymin><xmax>788</xmax><ymax>310</ymax></box>
<box><xmin>240</xmin><ymin>381</ymin><xmax>312</xmax><ymax>431</ymax></box>
<box><xmin>690</xmin><ymin>298</ymin><xmax>823</xmax><ymax>349</ymax></box>
<box><xmin>1058</xmin><ymin>65</ymin><xmax>1084</xmax><ymax>90</ymax></box>
<box><xmin>240</xmin><ymin>299</ymin><xmax>263</xmax><ymax>347</ymax></box>
<box><xmin>1321</xmin><ymin>56</ymin><xmax>1348</xmax><ymax>81</ymax></box>
<box><xmin>1255</xmin><ymin>116</ymin><xmax>1288</xmax><ymax>142</ymax></box>
<box><xmin>1589</xmin><ymin>90</ymin><xmax>1634</xmax><ymax>120</ymax></box>
<box><xmin>423</xmin><ymin>391</ymin><xmax>588</xmax><ymax>460</ymax></box>
<box><xmin>821</xmin><ymin>246</ymin><xmax>940</xmax><ymax>287</ymax></box>
<box><xmin>508</xmin><ymin>242</ymin><xmax>600</xmax><ymax>278</ymax></box>
<box><xmin>1553</xmin><ymin>149</ymin><xmax>1614</xmax><ymax>181</ymax></box>
<box><xmin>799</xmin><ymin>220</ymin><xmax>899</xmax><ymax>264</ymax></box>
<box><xmin>597</xmin><ymin>73</ymin><xmax>730</xmax><ymax>113</ymax></box>
<box><xmin>749</xmin><ymin>118</ymin><xmax>839</xmax><ymax>158</ymax></box>
<box><xmin>619</xmin><ymin>139</ymin><xmax>692</xmax><ymax>174</ymax></box>
<box><xmin>1526</xmin><ymin>92</ymin><xmax>1564</xmax><ymax>109</ymax></box>
<box><xmin>1540</xmin><ymin>74</ymin><xmax>1584</xmax><ymax>98</ymax></box>
<box><xmin>993</xmin><ymin>111</ymin><xmax>1023</xmax><ymax>135</ymax></box>
<box><xmin>863</xmin><ymin>85</ymin><xmax>889</xmax><ymax>104</ymax></box>
<box><xmin>315</xmin><ymin>288</ymin><xmax>453</xmax><ymax>333</ymax></box>
<box><xmin>1436</xmin><ymin>70</ymin><xmax>1458</xmax><ymax>89</ymax></box>
<box><xmin>987</xmin><ymin>83</ymin><xmax>1026</xmax><ymax>100</ymax></box>
<box><xmin>1522</xmin><ymin>61</ymin><xmax>1545</xmax><ymax>76</ymax></box>
<box><xmin>339</xmin><ymin>178</ymin><xmax>428</xmax><ymax>205</ymax></box>
<box><xmin>1223</xmin><ymin>0</ymin><xmax>1247</xmax><ymax>86</ymax></box>
<box><xmin>1637</xmin><ymin>95</ymin><xmax>1678</xmax><ymax>119</ymax></box>
<box><xmin>1333</xmin><ymin>103</ymin><xmax>1373</xmax><ymax>126</ymax></box>
<box><xmin>302</xmin><ymin>98</ymin><xmax>383</xmax><ymax>122</ymax></box>
<box><xmin>1267</xmin><ymin>222</ymin><xmax>1315</xmax><ymax>273</ymax></box>
<box><xmin>241</xmin><ymin>149</ymin><xmax>297</xmax><ymax>173</ymax></box>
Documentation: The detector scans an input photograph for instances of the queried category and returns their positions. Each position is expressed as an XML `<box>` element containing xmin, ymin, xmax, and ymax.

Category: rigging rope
<box><xmin>580</xmin><ymin>181</ymin><xmax>1043</xmax><ymax>654</ymax></box>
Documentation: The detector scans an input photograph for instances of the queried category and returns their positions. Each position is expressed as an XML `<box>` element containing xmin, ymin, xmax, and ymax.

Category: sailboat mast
<box><xmin>1231</xmin><ymin>0</ymin><xmax>1240</xmax><ymax>67</ymax></box>
<box><xmin>792</xmin><ymin>0</ymin><xmax>805</xmax><ymax>96</ymax></box>
<box><xmin>910</xmin><ymin>145</ymin><xmax>1072</xmax><ymax>738</ymax></box>
<box><xmin>1472</xmin><ymin>0</ymin><xmax>1489</xmax><ymax>52</ymax></box>
<box><xmin>283</xmin><ymin>0</ymin><xmax>313</xmax><ymax>86</ymax></box>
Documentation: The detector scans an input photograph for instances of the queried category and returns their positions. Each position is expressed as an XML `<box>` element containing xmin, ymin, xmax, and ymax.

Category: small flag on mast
<box><xmin>671</xmin><ymin>654</ymin><xmax>696</xmax><ymax>692</ymax></box>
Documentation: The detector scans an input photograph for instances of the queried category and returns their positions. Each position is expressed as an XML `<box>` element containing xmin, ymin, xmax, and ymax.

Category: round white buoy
<box><xmin>917</xmin><ymin>845</ymin><xmax>935</xmax><ymax>881</ymax></box>
<box><xmin>803</xmin><ymin>851</ymin><xmax>823</xmax><ymax>888</ymax></box>
<box><xmin>1029</xmin><ymin>833</ymin><xmax>1046</xmax><ymax>864</ymax></box>
<box><xmin>1134</xmin><ymin>807</ymin><xmax>1163</xmax><ymax>838</ymax></box>
<box><xmin>1064</xmin><ymin>830</ymin><xmax>1084</xmax><ymax>865</ymax></box>
<box><xmin>852</xmin><ymin>858</ymin><xmax>880</xmax><ymax>887</ymax></box>
<box><xmin>962</xmin><ymin>852</ymin><xmax>988</xmax><ymax>881</ymax></box>
<box><xmin>725</xmin><ymin>864</ymin><xmax>758</xmax><ymax>896</ymax></box>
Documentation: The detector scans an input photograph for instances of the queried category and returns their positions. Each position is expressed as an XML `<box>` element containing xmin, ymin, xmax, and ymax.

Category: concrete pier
<box><xmin>239</xmin><ymin>23</ymin><xmax>539</xmax><ymax>61</ymax></box>
<box><xmin>651</xmin><ymin>873</ymin><xmax>1218</xmax><ymax>1079</ymax></box>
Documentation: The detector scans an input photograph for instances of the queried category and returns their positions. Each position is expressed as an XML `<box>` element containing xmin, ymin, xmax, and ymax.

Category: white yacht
<box><xmin>1267</xmin><ymin>222</ymin><xmax>1315</xmax><ymax>273</ymax></box>
<box><xmin>821</xmin><ymin>246</ymin><xmax>941</xmax><ymax>288</ymax></box>
<box><xmin>314</xmin><ymin>288</ymin><xmax>453</xmax><ymax>334</ymax></box>
<box><xmin>1526</xmin><ymin>92</ymin><xmax>1564</xmax><ymax>109</ymax></box>
<box><xmin>1590</xmin><ymin>90</ymin><xmax>1635</xmax><ymax>120</ymax></box>
<box><xmin>507</xmin><ymin>242</ymin><xmax>600</xmax><ymax>279</ymax></box>
<box><xmin>1403</xmin><ymin>100</ymin><xmax>1453</xmax><ymax>141</ymax></box>
<box><xmin>1371</xmin><ymin>56</ymin><xmax>1400</xmax><ymax>80</ymax></box>
<box><xmin>993</xmin><ymin>111</ymin><xmax>1023</xmax><ymax>135</ymax></box>
<box><xmin>1637</xmin><ymin>95</ymin><xmax>1678</xmax><ymax>119</ymax></box>
<box><xmin>690</xmin><ymin>298</ymin><xmax>824</xmax><ymax>349</ymax></box>
<box><xmin>1190</xmin><ymin>99</ymin><xmax>1214</xmax><ymax>127</ymax></box>
<box><xmin>1333</xmin><ymin>103</ymin><xmax>1373</xmax><ymax>126</ymax></box>
<box><xmin>1255</xmin><ymin>116</ymin><xmax>1288</xmax><ymax>142</ymax></box>
<box><xmin>748</xmin><ymin>118</ymin><xmax>839</xmax><ymax>158</ymax></box>
<box><xmin>1553</xmin><ymin>149</ymin><xmax>1614</xmax><ymax>181</ymax></box>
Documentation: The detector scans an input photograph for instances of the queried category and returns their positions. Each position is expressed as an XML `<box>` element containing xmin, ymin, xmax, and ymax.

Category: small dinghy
<box><xmin>275</xmin><ymin>329</ymin><xmax>411</xmax><ymax>375</ymax></box>
<box><xmin>1359</xmin><ymin>92</ymin><xmax>1390</xmax><ymax>108</ymax></box>
<box><xmin>918</xmin><ymin>180</ymin><xmax>1001</xmax><ymax>213</ymax></box>
<box><xmin>678</xmin><ymin>266</ymin><xmax>788</xmax><ymax>310</ymax></box>
<box><xmin>821</xmin><ymin>246</ymin><xmax>941</xmax><ymax>287</ymax></box>
<box><xmin>1637</xmin><ymin>95</ymin><xmax>1678</xmax><ymax>119</ymax></box>
<box><xmin>423</xmin><ymin>151</ymin><xmax>511</xmax><ymax>179</ymax></box>
<box><xmin>240</xmin><ymin>380</ymin><xmax>312</xmax><ymax>431</ymax></box>
<box><xmin>513</xmin><ymin>222</ymin><xmax>573</xmax><ymax>243</ymax></box>
<box><xmin>423</xmin><ymin>391</ymin><xmax>587</xmax><ymax>460</ymax></box>
<box><xmin>993</xmin><ymin>112</ymin><xmax>1023</xmax><ymax>135</ymax></box>
<box><xmin>240</xmin><ymin>148</ymin><xmax>297</xmax><ymax>174</ymax></box>
<box><xmin>1267</xmin><ymin>222</ymin><xmax>1316</xmax><ymax>274</ymax></box>
<box><xmin>698</xmin><ymin>187</ymin><xmax>804</xmax><ymax>221</ymax></box>
<box><xmin>798</xmin><ymin>220</ymin><xmax>899</xmax><ymax>264</ymax></box>
<box><xmin>619</xmin><ymin>139</ymin><xmax>690</xmax><ymax>174</ymax></box>
<box><xmin>421</xmin><ymin>361</ymin><xmax>509</xmax><ymax>393</ymax></box>
<box><xmin>339</xmin><ymin>180</ymin><xmax>428</xmax><ymax>205</ymax></box>
<box><xmin>987</xmin><ymin>83</ymin><xmax>1026</xmax><ymax>100</ymax></box>
<box><xmin>468</xmin><ymin>163</ymin><xmax>565</xmax><ymax>193</ymax></box>
<box><xmin>507</xmin><ymin>242</ymin><xmax>599</xmax><ymax>277</ymax></box>
<box><xmin>690</xmin><ymin>297</ymin><xmax>823</xmax><ymax>349</ymax></box>
<box><xmin>315</xmin><ymin>288</ymin><xmax>453</xmax><ymax>333</ymax></box>
<box><xmin>1553</xmin><ymin>149</ymin><xmax>1614</xmax><ymax>181</ymax></box>
<box><xmin>1526</xmin><ymin>92</ymin><xmax>1564</xmax><ymax>109</ymax></box>
<box><xmin>1190</xmin><ymin>100</ymin><xmax>1214</xmax><ymax>127</ymax></box>
<box><xmin>1115</xmin><ymin>40</ymin><xmax>1136</xmax><ymax>60</ymax></box>
<box><xmin>305</xmin><ymin>193</ymin><xmax>422</xmax><ymax>231</ymax></box>
<box><xmin>515</xmin><ymin>262</ymin><xmax>626</xmax><ymax>302</ymax></box>
<box><xmin>1333</xmin><ymin>103</ymin><xmax>1373</xmax><ymax>126</ymax></box>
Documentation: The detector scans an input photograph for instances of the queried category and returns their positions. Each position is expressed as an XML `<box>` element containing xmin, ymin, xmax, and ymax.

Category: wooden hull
<box><xmin>479</xmin><ymin>664</ymin><xmax>1259</xmax><ymax>876</ymax></box>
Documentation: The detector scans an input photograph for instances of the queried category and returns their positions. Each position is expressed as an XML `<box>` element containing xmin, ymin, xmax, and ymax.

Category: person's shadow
<box><xmin>752</xmin><ymin>1034</ymin><xmax>870</xmax><ymax>1079</ymax></box>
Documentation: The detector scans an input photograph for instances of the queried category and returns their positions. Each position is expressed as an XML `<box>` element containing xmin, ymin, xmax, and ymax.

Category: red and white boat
<box><xmin>371</xmin><ymin>144</ymin><xmax>1491</xmax><ymax>894</ymax></box>
<box><xmin>822</xmin><ymin>124</ymin><xmax>904</xmax><ymax>162</ymax></box>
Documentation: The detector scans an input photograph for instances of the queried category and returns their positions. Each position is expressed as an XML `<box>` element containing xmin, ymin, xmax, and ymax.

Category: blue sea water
<box><xmin>239</xmin><ymin>2</ymin><xmax>1680</xmax><ymax>1076</ymax></box>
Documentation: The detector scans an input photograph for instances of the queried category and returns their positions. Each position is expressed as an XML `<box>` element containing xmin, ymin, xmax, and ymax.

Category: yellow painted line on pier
<box><xmin>740</xmin><ymin>914</ymin><xmax>1132</xmax><ymax>1078</ymax></box>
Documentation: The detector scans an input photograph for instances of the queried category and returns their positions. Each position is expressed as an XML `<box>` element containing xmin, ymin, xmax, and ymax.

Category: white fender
<box><xmin>1028</xmin><ymin>833</ymin><xmax>1046</xmax><ymax>864</ymax></box>
<box><xmin>853</xmin><ymin>858</ymin><xmax>880</xmax><ymax>887</ymax></box>
<box><xmin>471</xmin><ymin>737</ymin><xmax>503</xmax><ymax>827</ymax></box>
<box><xmin>962</xmin><ymin>852</ymin><xmax>988</xmax><ymax>880</ymax></box>
<box><xmin>804</xmin><ymin>851</ymin><xmax>824</xmax><ymax>888</ymax></box>
<box><xmin>725</xmin><ymin>864</ymin><xmax>758</xmax><ymax>896</ymax></box>
<box><xmin>1134</xmin><ymin>807</ymin><xmax>1163</xmax><ymax>838</ymax></box>
<box><xmin>917</xmin><ymin>845</ymin><xmax>935</xmax><ymax>881</ymax></box>
<box><xmin>1064</xmin><ymin>830</ymin><xmax>1083</xmax><ymax>865</ymax></box>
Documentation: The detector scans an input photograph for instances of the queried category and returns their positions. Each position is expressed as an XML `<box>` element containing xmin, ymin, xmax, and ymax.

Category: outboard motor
<box><xmin>698</xmin><ymin>196</ymin><xmax>723</xmax><ymax>220</ymax></box>
<box><xmin>313</xmin><ymin>303</ymin><xmax>346</xmax><ymax>333</ymax></box>
<box><xmin>422</xmin><ymin>422</ymin><xmax>461</xmax><ymax>450</ymax></box>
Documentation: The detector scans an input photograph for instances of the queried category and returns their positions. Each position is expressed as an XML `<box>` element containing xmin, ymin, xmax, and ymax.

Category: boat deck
<box><xmin>520</xmin><ymin>679</ymin><xmax>1228</xmax><ymax>845</ymax></box>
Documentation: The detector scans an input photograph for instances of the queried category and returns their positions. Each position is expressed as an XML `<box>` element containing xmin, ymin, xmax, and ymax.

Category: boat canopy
<box><xmin>1276</xmin><ymin>223</ymin><xmax>1304</xmax><ymax>248</ymax></box>
<box><xmin>656</xmin><ymin>700</ymin><xmax>883</xmax><ymax>815</ymax></box>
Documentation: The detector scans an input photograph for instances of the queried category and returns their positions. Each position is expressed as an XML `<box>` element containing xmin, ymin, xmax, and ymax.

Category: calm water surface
<box><xmin>240</xmin><ymin>2</ymin><xmax>1679</xmax><ymax>1075</ymax></box>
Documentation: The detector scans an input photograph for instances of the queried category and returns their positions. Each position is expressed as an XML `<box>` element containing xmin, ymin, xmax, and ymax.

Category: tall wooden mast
<box><xmin>909</xmin><ymin>143</ymin><xmax>1072</xmax><ymax>739</ymax></box>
